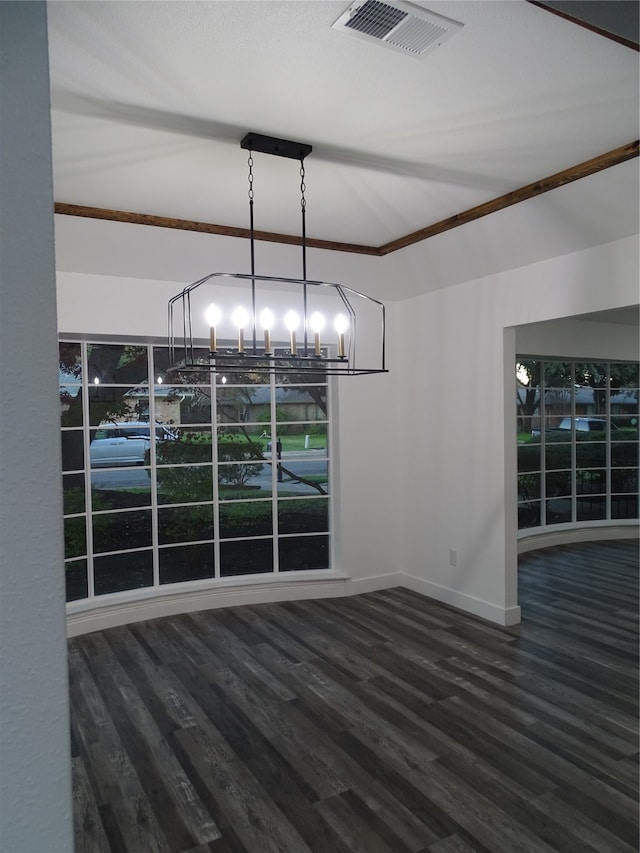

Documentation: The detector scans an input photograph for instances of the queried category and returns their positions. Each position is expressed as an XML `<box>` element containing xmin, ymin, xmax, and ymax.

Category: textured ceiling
<box><xmin>47</xmin><ymin>0</ymin><xmax>639</xmax><ymax>252</ymax></box>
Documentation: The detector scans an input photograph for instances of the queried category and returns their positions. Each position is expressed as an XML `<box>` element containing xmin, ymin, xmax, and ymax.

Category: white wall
<box><xmin>57</xmin><ymin>230</ymin><xmax>639</xmax><ymax>627</ymax></box>
<box><xmin>396</xmin><ymin>235</ymin><xmax>639</xmax><ymax>625</ymax></box>
<box><xmin>517</xmin><ymin>316</ymin><xmax>639</xmax><ymax>359</ymax></box>
<box><xmin>0</xmin><ymin>4</ymin><xmax>73</xmax><ymax>850</ymax></box>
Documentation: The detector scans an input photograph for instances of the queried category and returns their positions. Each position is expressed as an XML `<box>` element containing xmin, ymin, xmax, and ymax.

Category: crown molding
<box><xmin>55</xmin><ymin>140</ymin><xmax>639</xmax><ymax>258</ymax></box>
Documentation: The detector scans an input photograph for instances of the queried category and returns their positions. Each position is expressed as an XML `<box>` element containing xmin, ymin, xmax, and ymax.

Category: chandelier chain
<box><xmin>300</xmin><ymin>161</ymin><xmax>306</xmax><ymax>211</ymax></box>
<box><xmin>247</xmin><ymin>153</ymin><xmax>254</xmax><ymax>201</ymax></box>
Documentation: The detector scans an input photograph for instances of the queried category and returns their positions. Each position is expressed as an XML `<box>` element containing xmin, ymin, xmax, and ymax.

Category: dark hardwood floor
<box><xmin>69</xmin><ymin>539</ymin><xmax>639</xmax><ymax>853</ymax></box>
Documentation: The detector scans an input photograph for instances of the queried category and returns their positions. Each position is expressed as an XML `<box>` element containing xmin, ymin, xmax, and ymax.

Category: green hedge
<box><xmin>518</xmin><ymin>432</ymin><xmax>638</xmax><ymax>473</ymax></box>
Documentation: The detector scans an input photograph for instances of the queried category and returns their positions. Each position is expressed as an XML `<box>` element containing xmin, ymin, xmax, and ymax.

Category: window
<box><xmin>516</xmin><ymin>359</ymin><xmax>639</xmax><ymax>530</ymax></box>
<box><xmin>60</xmin><ymin>341</ymin><xmax>331</xmax><ymax>602</ymax></box>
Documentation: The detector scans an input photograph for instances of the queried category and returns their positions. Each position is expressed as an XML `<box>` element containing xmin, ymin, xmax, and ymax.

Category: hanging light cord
<box><xmin>248</xmin><ymin>152</ymin><xmax>257</xmax><ymax>352</ymax></box>
<box><xmin>300</xmin><ymin>158</ymin><xmax>308</xmax><ymax>354</ymax></box>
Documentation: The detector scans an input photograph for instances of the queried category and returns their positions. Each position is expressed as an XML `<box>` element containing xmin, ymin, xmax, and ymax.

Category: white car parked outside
<box><xmin>90</xmin><ymin>422</ymin><xmax>176</xmax><ymax>467</ymax></box>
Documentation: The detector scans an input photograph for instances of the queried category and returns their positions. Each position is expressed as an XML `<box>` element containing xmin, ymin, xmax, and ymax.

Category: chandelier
<box><xmin>168</xmin><ymin>132</ymin><xmax>387</xmax><ymax>377</ymax></box>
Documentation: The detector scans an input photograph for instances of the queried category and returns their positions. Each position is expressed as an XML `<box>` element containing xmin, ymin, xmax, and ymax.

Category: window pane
<box><xmin>218</xmin><ymin>458</ymin><xmax>266</xmax><ymax>491</ymax></box>
<box><xmin>518</xmin><ymin>474</ymin><xmax>540</xmax><ymax>501</ymax></box>
<box><xmin>611</xmin><ymin>494</ymin><xmax>638</xmax><ymax>520</ymax></box>
<box><xmin>544</xmin><ymin>441</ymin><xmax>571</xmax><ymax>471</ymax></box>
<box><xmin>156</xmin><ymin>465</ymin><xmax>213</xmax><ymax>504</ymax></box>
<box><xmin>278</xmin><ymin>499</ymin><xmax>329</xmax><ymax>534</ymax></box>
<box><xmin>612</xmin><ymin>410</ymin><xmax>639</xmax><ymax>437</ymax></box>
<box><xmin>94</xmin><ymin>550</ymin><xmax>153</xmax><ymax>595</ymax></box>
<box><xmin>542</xmin><ymin>361</ymin><xmax>573</xmax><ymax>428</ymax></box>
<box><xmin>159</xmin><ymin>544</ymin><xmax>214</xmax><ymax>584</ymax></box>
<box><xmin>576</xmin><ymin>440</ymin><xmax>606</xmax><ymax>468</ymax></box>
<box><xmin>157</xmin><ymin>387</ymin><xmax>211</xmax><ymax>425</ymax></box>
<box><xmin>218</xmin><ymin>426</ymin><xmax>269</xmax><ymax>451</ymax></box>
<box><xmin>61</xmin><ymin>387</ymin><xmax>83</xmax><ymax>427</ymax></box>
<box><xmin>274</xmin><ymin>385</ymin><xmax>328</xmax><ymax>422</ymax></box>
<box><xmin>60</xmin><ymin>342</ymin><xmax>82</xmax><ymax>382</ymax></box>
<box><xmin>612</xmin><ymin>441</ymin><xmax>638</xmax><ymax>468</ymax></box>
<box><xmin>220</xmin><ymin>539</ymin><xmax>273</xmax><ymax>577</ymax></box>
<box><xmin>65</xmin><ymin>559</ymin><xmax>88</xmax><ymax>602</ymax></box>
<box><xmin>59</xmin><ymin>341</ymin><xmax>82</xmax><ymax>427</ymax></box>
<box><xmin>518</xmin><ymin>501</ymin><xmax>540</xmax><ymax>529</ymax></box>
<box><xmin>219</xmin><ymin>501</ymin><xmax>272</xmax><ymax>538</ymax></box>
<box><xmin>90</xmin><ymin>472</ymin><xmax>151</xmax><ymax>508</ymax></box>
<box><xmin>517</xmin><ymin>443</ymin><xmax>541</xmax><ymax>473</ymax></box>
<box><xmin>157</xmin><ymin>428</ymin><xmax>212</xmax><ymax>464</ymax></box>
<box><xmin>545</xmin><ymin>498</ymin><xmax>571</xmax><ymax>525</ymax></box>
<box><xmin>158</xmin><ymin>505</ymin><xmax>213</xmax><ymax>545</ymax></box>
<box><xmin>61</xmin><ymin>430</ymin><xmax>84</xmax><ymax>472</ymax></box>
<box><xmin>576</xmin><ymin>469</ymin><xmax>606</xmax><ymax>496</ymax></box>
<box><xmin>279</xmin><ymin>535</ymin><xmax>329</xmax><ymax>571</ymax></box>
<box><xmin>64</xmin><ymin>516</ymin><xmax>86</xmax><ymax>559</ymax></box>
<box><xmin>544</xmin><ymin>361</ymin><xmax>573</xmax><ymax>387</ymax></box>
<box><xmin>277</xmin><ymin>422</ymin><xmax>328</xmax><ymax>452</ymax></box>
<box><xmin>574</xmin><ymin>363</ymin><xmax>607</xmax><ymax>415</ymax></box>
<box><xmin>577</xmin><ymin>496</ymin><xmax>607</xmax><ymax>522</ymax></box>
<box><xmin>277</xmin><ymin>459</ymin><xmax>328</xmax><ymax>497</ymax></box>
<box><xmin>611</xmin><ymin>469</ymin><xmax>638</xmax><ymax>493</ymax></box>
<box><xmin>516</xmin><ymin>361</ymin><xmax>540</xmax><ymax>436</ymax></box>
<box><xmin>88</xmin><ymin>344</ymin><xmax>148</xmax><ymax>384</ymax></box>
<box><xmin>217</xmin><ymin>384</ymin><xmax>269</xmax><ymax>424</ymax></box>
<box><xmin>518</xmin><ymin>417</ymin><xmax>540</xmax><ymax>443</ymax></box>
<box><xmin>88</xmin><ymin>387</ymin><xmax>150</xmax><ymax>428</ymax></box>
<box><xmin>153</xmin><ymin>346</ymin><xmax>211</xmax><ymax>385</ymax></box>
<box><xmin>92</xmin><ymin>510</ymin><xmax>152</xmax><ymax>553</ymax></box>
<box><xmin>63</xmin><ymin>474</ymin><xmax>85</xmax><ymax>514</ymax></box>
<box><xmin>546</xmin><ymin>470</ymin><xmax>571</xmax><ymax>498</ymax></box>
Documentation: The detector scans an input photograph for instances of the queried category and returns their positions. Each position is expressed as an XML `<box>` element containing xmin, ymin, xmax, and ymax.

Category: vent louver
<box><xmin>332</xmin><ymin>0</ymin><xmax>463</xmax><ymax>58</ymax></box>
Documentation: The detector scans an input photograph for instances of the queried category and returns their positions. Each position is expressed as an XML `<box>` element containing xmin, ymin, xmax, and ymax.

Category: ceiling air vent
<box><xmin>332</xmin><ymin>0</ymin><xmax>463</xmax><ymax>58</ymax></box>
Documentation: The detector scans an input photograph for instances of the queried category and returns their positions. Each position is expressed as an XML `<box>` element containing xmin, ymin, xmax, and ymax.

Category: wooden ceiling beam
<box><xmin>55</xmin><ymin>140</ymin><xmax>638</xmax><ymax>258</ymax></box>
<box><xmin>377</xmin><ymin>141</ymin><xmax>639</xmax><ymax>255</ymax></box>
<box><xmin>52</xmin><ymin>203</ymin><xmax>383</xmax><ymax>256</ymax></box>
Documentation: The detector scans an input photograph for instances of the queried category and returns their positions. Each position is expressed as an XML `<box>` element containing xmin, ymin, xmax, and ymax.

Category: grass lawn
<box><xmin>279</xmin><ymin>434</ymin><xmax>327</xmax><ymax>452</ymax></box>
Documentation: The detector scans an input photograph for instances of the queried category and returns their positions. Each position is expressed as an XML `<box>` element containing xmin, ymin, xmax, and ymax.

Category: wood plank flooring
<box><xmin>69</xmin><ymin>540</ymin><xmax>639</xmax><ymax>852</ymax></box>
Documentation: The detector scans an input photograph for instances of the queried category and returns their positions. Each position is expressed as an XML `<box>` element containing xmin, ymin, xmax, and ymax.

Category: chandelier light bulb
<box><xmin>232</xmin><ymin>305</ymin><xmax>249</xmax><ymax>353</ymax></box>
<box><xmin>205</xmin><ymin>303</ymin><xmax>221</xmax><ymax>353</ymax></box>
<box><xmin>205</xmin><ymin>303</ymin><xmax>221</xmax><ymax>327</ymax></box>
<box><xmin>334</xmin><ymin>313</ymin><xmax>349</xmax><ymax>359</ymax></box>
<box><xmin>285</xmin><ymin>310</ymin><xmax>299</xmax><ymax>355</ymax></box>
<box><xmin>260</xmin><ymin>308</ymin><xmax>275</xmax><ymax>329</ymax></box>
<box><xmin>310</xmin><ymin>311</ymin><xmax>325</xmax><ymax>356</ymax></box>
<box><xmin>285</xmin><ymin>310</ymin><xmax>299</xmax><ymax>331</ymax></box>
<box><xmin>310</xmin><ymin>311</ymin><xmax>325</xmax><ymax>333</ymax></box>
<box><xmin>260</xmin><ymin>308</ymin><xmax>275</xmax><ymax>354</ymax></box>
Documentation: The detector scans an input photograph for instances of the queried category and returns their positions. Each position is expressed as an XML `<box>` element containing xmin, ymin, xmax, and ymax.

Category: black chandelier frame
<box><xmin>167</xmin><ymin>132</ymin><xmax>388</xmax><ymax>377</ymax></box>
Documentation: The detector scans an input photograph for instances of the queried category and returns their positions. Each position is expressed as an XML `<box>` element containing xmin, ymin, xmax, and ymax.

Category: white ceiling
<box><xmin>48</xmin><ymin>0</ymin><xmax>639</xmax><ymax>299</ymax></box>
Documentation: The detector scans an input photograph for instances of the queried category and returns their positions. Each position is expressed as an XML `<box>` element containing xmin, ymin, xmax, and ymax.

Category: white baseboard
<box><xmin>347</xmin><ymin>572</ymin><xmax>405</xmax><ymax>594</ymax></box>
<box><xmin>400</xmin><ymin>573</ymin><xmax>522</xmax><ymax>626</ymax></box>
<box><xmin>66</xmin><ymin>568</ymin><xmax>522</xmax><ymax>635</ymax></box>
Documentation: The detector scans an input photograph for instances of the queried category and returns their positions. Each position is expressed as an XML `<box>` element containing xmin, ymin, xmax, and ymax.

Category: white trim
<box><xmin>400</xmin><ymin>573</ymin><xmax>522</xmax><ymax>627</ymax></box>
<box><xmin>67</xmin><ymin>572</ymin><xmax>350</xmax><ymax>637</ymax></box>
<box><xmin>518</xmin><ymin>522</ymin><xmax>639</xmax><ymax>553</ymax></box>
<box><xmin>67</xmin><ymin>568</ymin><xmax>524</xmax><ymax>636</ymax></box>
<box><xmin>347</xmin><ymin>572</ymin><xmax>405</xmax><ymax>594</ymax></box>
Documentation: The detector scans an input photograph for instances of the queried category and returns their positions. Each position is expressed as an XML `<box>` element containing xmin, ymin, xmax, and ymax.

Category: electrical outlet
<box><xmin>449</xmin><ymin>548</ymin><xmax>457</xmax><ymax>567</ymax></box>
